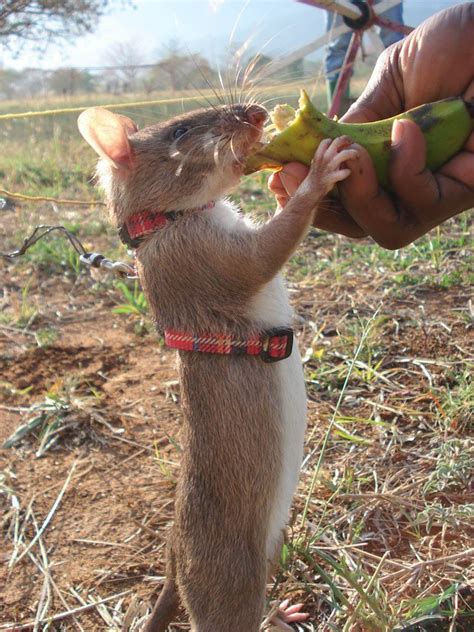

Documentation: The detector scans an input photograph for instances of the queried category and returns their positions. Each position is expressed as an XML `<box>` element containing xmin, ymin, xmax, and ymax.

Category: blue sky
<box><xmin>1</xmin><ymin>0</ymin><xmax>463</xmax><ymax>70</ymax></box>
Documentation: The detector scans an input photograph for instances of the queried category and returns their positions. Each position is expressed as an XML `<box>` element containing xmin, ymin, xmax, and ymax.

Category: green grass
<box><xmin>112</xmin><ymin>280</ymin><xmax>148</xmax><ymax>317</ymax></box>
<box><xmin>0</xmin><ymin>280</ymin><xmax>38</xmax><ymax>327</ymax></box>
<box><xmin>18</xmin><ymin>232</ymin><xmax>82</xmax><ymax>275</ymax></box>
<box><xmin>2</xmin><ymin>379</ymin><xmax>108</xmax><ymax>456</ymax></box>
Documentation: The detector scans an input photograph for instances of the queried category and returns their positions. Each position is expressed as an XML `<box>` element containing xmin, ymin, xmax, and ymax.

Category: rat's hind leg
<box><xmin>143</xmin><ymin>544</ymin><xmax>180</xmax><ymax>632</ymax></box>
<box><xmin>143</xmin><ymin>579</ymin><xmax>179</xmax><ymax>632</ymax></box>
<box><xmin>177</xmin><ymin>539</ymin><xmax>267</xmax><ymax>632</ymax></box>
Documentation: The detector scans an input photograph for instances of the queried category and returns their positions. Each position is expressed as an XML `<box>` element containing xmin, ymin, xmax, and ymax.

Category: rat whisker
<box><xmin>229</xmin><ymin>133</ymin><xmax>244</xmax><ymax>167</ymax></box>
<box><xmin>166</xmin><ymin>62</ymin><xmax>224</xmax><ymax>114</ymax></box>
<box><xmin>228</xmin><ymin>0</ymin><xmax>252</xmax><ymax>48</ymax></box>
<box><xmin>168</xmin><ymin>125</ymin><xmax>218</xmax><ymax>160</ymax></box>
<box><xmin>241</xmin><ymin>20</ymin><xmax>315</xmax><ymax>97</ymax></box>
<box><xmin>216</xmin><ymin>67</ymin><xmax>228</xmax><ymax>105</ymax></box>
<box><xmin>257</xmin><ymin>93</ymin><xmax>302</xmax><ymax>108</ymax></box>
<box><xmin>182</xmin><ymin>87</ymin><xmax>222</xmax><ymax>114</ymax></box>
<box><xmin>213</xmin><ymin>138</ymin><xmax>222</xmax><ymax>165</ymax></box>
<box><xmin>184</xmin><ymin>48</ymin><xmax>226</xmax><ymax>108</ymax></box>
<box><xmin>231</xmin><ymin>41</ymin><xmax>256</xmax><ymax>105</ymax></box>
<box><xmin>244</xmin><ymin>67</ymin><xmax>302</xmax><ymax>92</ymax></box>
<box><xmin>189</xmin><ymin>74</ymin><xmax>226</xmax><ymax>113</ymax></box>
<box><xmin>172</xmin><ymin>131</ymin><xmax>224</xmax><ymax>175</ymax></box>
<box><xmin>239</xmin><ymin>55</ymin><xmax>263</xmax><ymax>102</ymax></box>
<box><xmin>238</xmin><ymin>19</ymin><xmax>301</xmax><ymax>105</ymax></box>
<box><xmin>240</xmin><ymin>74</ymin><xmax>302</xmax><ymax>111</ymax></box>
<box><xmin>225</xmin><ymin>65</ymin><xmax>241</xmax><ymax>108</ymax></box>
<box><xmin>226</xmin><ymin>0</ymin><xmax>253</xmax><ymax>104</ymax></box>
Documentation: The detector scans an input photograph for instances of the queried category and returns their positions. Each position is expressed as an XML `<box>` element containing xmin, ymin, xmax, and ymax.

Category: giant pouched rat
<box><xmin>78</xmin><ymin>102</ymin><xmax>357</xmax><ymax>631</ymax></box>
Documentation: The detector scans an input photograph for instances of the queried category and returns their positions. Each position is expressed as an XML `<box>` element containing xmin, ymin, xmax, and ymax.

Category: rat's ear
<box><xmin>78</xmin><ymin>107</ymin><xmax>138</xmax><ymax>169</ymax></box>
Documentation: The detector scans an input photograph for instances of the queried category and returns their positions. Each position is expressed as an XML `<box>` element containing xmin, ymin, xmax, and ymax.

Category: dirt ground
<box><xmin>0</xmin><ymin>203</ymin><xmax>473</xmax><ymax>631</ymax></box>
<box><xmin>0</xmin><ymin>283</ymin><xmax>180</xmax><ymax>626</ymax></box>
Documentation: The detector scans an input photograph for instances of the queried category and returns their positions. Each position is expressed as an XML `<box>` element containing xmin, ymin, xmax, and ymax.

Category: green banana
<box><xmin>244</xmin><ymin>90</ymin><xmax>473</xmax><ymax>191</ymax></box>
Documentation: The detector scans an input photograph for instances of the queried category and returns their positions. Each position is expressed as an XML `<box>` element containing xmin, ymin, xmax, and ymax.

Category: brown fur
<box><xmin>78</xmin><ymin>103</ymin><xmax>356</xmax><ymax>631</ymax></box>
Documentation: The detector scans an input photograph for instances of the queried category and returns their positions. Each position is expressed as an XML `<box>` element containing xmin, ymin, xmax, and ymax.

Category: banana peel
<box><xmin>244</xmin><ymin>90</ymin><xmax>474</xmax><ymax>191</ymax></box>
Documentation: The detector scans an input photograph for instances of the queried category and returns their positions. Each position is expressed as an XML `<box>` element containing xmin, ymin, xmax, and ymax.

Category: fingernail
<box><xmin>276</xmin><ymin>196</ymin><xmax>286</xmax><ymax>210</ymax></box>
<box><xmin>392</xmin><ymin>119</ymin><xmax>405</xmax><ymax>145</ymax></box>
<box><xmin>280</xmin><ymin>172</ymin><xmax>296</xmax><ymax>195</ymax></box>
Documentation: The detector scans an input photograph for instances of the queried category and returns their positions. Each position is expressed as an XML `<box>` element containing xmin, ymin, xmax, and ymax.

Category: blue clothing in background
<box><xmin>324</xmin><ymin>1</ymin><xmax>404</xmax><ymax>79</ymax></box>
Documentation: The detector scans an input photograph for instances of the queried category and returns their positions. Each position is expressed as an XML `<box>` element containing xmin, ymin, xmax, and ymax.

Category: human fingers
<box><xmin>337</xmin><ymin>143</ymin><xmax>405</xmax><ymax>248</ymax></box>
<box><xmin>268</xmin><ymin>162</ymin><xmax>310</xmax><ymax>207</ymax></box>
<box><xmin>339</xmin><ymin>120</ymin><xmax>474</xmax><ymax>249</ymax></box>
<box><xmin>268</xmin><ymin>170</ymin><xmax>285</xmax><ymax>195</ymax></box>
<box><xmin>278</xmin><ymin>162</ymin><xmax>310</xmax><ymax>197</ymax></box>
<box><xmin>343</xmin><ymin>3</ymin><xmax>474</xmax><ymax>125</ymax></box>
<box><xmin>390</xmin><ymin>119</ymin><xmax>474</xmax><ymax>219</ymax></box>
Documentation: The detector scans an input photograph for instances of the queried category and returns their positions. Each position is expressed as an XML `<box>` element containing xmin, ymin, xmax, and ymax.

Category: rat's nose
<box><xmin>246</xmin><ymin>105</ymin><xmax>267</xmax><ymax>127</ymax></box>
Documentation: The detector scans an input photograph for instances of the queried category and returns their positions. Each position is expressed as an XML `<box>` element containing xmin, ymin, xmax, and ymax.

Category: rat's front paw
<box><xmin>305</xmin><ymin>136</ymin><xmax>359</xmax><ymax>198</ymax></box>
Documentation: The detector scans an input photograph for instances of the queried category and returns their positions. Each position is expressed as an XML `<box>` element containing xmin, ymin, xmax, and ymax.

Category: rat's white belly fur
<box><xmin>205</xmin><ymin>199</ymin><xmax>307</xmax><ymax>562</ymax></box>
<box><xmin>249</xmin><ymin>275</ymin><xmax>307</xmax><ymax>562</ymax></box>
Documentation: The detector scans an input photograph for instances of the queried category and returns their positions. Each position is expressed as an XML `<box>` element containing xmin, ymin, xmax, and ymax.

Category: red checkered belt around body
<box><xmin>164</xmin><ymin>327</ymin><xmax>294</xmax><ymax>363</ymax></box>
<box><xmin>118</xmin><ymin>202</ymin><xmax>216</xmax><ymax>248</ymax></box>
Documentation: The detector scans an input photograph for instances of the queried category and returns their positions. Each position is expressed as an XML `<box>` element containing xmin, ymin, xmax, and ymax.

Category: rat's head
<box><xmin>78</xmin><ymin>103</ymin><xmax>266</xmax><ymax>224</ymax></box>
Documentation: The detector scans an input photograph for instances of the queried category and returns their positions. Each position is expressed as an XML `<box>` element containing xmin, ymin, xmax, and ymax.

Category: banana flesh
<box><xmin>244</xmin><ymin>90</ymin><xmax>474</xmax><ymax>191</ymax></box>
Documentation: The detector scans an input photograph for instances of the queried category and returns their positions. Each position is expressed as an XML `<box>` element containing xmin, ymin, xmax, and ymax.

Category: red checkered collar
<box><xmin>164</xmin><ymin>327</ymin><xmax>294</xmax><ymax>363</ymax></box>
<box><xmin>118</xmin><ymin>201</ymin><xmax>215</xmax><ymax>248</ymax></box>
<box><xmin>118</xmin><ymin>202</ymin><xmax>293</xmax><ymax>363</ymax></box>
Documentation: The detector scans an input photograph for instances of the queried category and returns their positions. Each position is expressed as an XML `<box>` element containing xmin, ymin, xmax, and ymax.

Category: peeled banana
<box><xmin>244</xmin><ymin>90</ymin><xmax>473</xmax><ymax>191</ymax></box>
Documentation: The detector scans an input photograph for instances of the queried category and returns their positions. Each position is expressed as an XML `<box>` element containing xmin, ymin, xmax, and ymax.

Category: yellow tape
<box><xmin>0</xmin><ymin>188</ymin><xmax>104</xmax><ymax>207</ymax></box>
<box><xmin>0</xmin><ymin>81</ymin><xmax>302</xmax><ymax>121</ymax></box>
<box><xmin>0</xmin><ymin>95</ymin><xmax>212</xmax><ymax>121</ymax></box>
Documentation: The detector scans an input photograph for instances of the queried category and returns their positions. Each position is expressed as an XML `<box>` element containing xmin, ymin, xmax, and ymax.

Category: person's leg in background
<box><xmin>324</xmin><ymin>11</ymin><xmax>352</xmax><ymax>108</ymax></box>
<box><xmin>324</xmin><ymin>2</ymin><xmax>405</xmax><ymax>112</ymax></box>
<box><xmin>378</xmin><ymin>1</ymin><xmax>404</xmax><ymax>47</ymax></box>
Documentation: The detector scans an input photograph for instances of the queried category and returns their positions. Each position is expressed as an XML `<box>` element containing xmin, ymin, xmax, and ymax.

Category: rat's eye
<box><xmin>173</xmin><ymin>127</ymin><xmax>188</xmax><ymax>140</ymax></box>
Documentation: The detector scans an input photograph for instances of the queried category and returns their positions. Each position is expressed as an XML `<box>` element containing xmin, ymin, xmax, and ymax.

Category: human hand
<box><xmin>268</xmin><ymin>3</ymin><xmax>474</xmax><ymax>248</ymax></box>
<box><xmin>338</xmin><ymin>2</ymin><xmax>474</xmax><ymax>248</ymax></box>
<box><xmin>268</xmin><ymin>162</ymin><xmax>367</xmax><ymax>238</ymax></box>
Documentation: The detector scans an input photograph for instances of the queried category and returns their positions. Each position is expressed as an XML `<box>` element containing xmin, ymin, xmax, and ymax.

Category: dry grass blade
<box><xmin>0</xmin><ymin>590</ymin><xmax>133</xmax><ymax>631</ymax></box>
<box><xmin>10</xmin><ymin>461</ymin><xmax>77</xmax><ymax>567</ymax></box>
<box><xmin>26</xmin><ymin>548</ymin><xmax>86</xmax><ymax>632</ymax></box>
<box><xmin>120</xmin><ymin>595</ymin><xmax>151</xmax><ymax>631</ymax></box>
<box><xmin>379</xmin><ymin>549</ymin><xmax>474</xmax><ymax>584</ymax></box>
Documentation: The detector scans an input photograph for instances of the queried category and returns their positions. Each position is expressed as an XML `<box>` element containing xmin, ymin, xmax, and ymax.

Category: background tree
<box><xmin>0</xmin><ymin>1</ymin><xmax>129</xmax><ymax>50</ymax></box>
<box><xmin>13</xmin><ymin>68</ymin><xmax>47</xmax><ymax>98</ymax></box>
<box><xmin>0</xmin><ymin>66</ymin><xmax>21</xmax><ymax>99</ymax></box>
<box><xmin>48</xmin><ymin>68</ymin><xmax>96</xmax><ymax>95</ymax></box>
<box><xmin>154</xmin><ymin>41</ymin><xmax>187</xmax><ymax>93</ymax></box>
<box><xmin>153</xmin><ymin>41</ymin><xmax>218</xmax><ymax>93</ymax></box>
<box><xmin>104</xmin><ymin>40</ymin><xmax>145</xmax><ymax>93</ymax></box>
